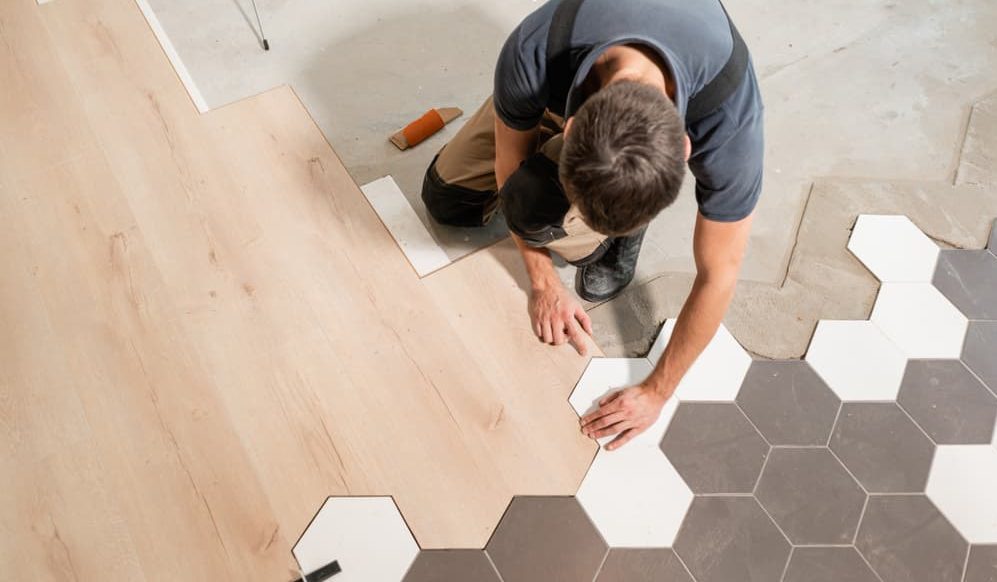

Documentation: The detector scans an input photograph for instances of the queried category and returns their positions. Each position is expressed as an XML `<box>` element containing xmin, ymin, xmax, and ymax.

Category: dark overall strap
<box><xmin>546</xmin><ymin>0</ymin><xmax>748</xmax><ymax>125</ymax></box>
<box><xmin>546</xmin><ymin>0</ymin><xmax>586</xmax><ymax>113</ymax></box>
<box><xmin>685</xmin><ymin>1</ymin><xmax>749</xmax><ymax>124</ymax></box>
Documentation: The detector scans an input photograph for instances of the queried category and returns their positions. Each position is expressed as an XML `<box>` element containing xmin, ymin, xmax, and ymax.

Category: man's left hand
<box><xmin>579</xmin><ymin>384</ymin><xmax>668</xmax><ymax>450</ymax></box>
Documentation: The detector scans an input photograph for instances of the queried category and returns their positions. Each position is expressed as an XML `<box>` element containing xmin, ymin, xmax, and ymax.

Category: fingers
<box><xmin>582</xmin><ymin>412</ymin><xmax>626</xmax><ymax>434</ymax></box>
<box><xmin>552</xmin><ymin>320</ymin><xmax>567</xmax><ymax>346</ymax></box>
<box><xmin>541</xmin><ymin>320</ymin><xmax>553</xmax><ymax>344</ymax></box>
<box><xmin>566</xmin><ymin>320</ymin><xmax>588</xmax><ymax>356</ymax></box>
<box><xmin>607</xmin><ymin>425</ymin><xmax>645</xmax><ymax>451</ymax></box>
<box><xmin>592</xmin><ymin>422</ymin><xmax>633</xmax><ymax>440</ymax></box>
<box><xmin>581</xmin><ymin>398</ymin><xmax>623</xmax><ymax>426</ymax></box>
<box><xmin>575</xmin><ymin>306</ymin><xmax>593</xmax><ymax>337</ymax></box>
<box><xmin>598</xmin><ymin>390</ymin><xmax>623</xmax><ymax>407</ymax></box>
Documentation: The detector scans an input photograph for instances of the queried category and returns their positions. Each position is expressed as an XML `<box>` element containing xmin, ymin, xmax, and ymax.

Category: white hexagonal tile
<box><xmin>293</xmin><ymin>497</ymin><xmax>418</xmax><ymax>581</ymax></box>
<box><xmin>871</xmin><ymin>283</ymin><xmax>968</xmax><ymax>358</ymax></box>
<box><xmin>647</xmin><ymin>322</ymin><xmax>752</xmax><ymax>401</ymax></box>
<box><xmin>847</xmin><ymin>215</ymin><xmax>940</xmax><ymax>282</ymax></box>
<box><xmin>926</xmin><ymin>445</ymin><xmax>997</xmax><ymax>543</ymax></box>
<box><xmin>576</xmin><ymin>444</ymin><xmax>693</xmax><ymax>547</ymax></box>
<box><xmin>805</xmin><ymin>320</ymin><xmax>908</xmax><ymax>401</ymax></box>
<box><xmin>569</xmin><ymin>358</ymin><xmax>677</xmax><ymax>448</ymax></box>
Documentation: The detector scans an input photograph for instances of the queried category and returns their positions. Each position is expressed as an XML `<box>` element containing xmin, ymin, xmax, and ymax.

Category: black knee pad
<box><xmin>500</xmin><ymin>153</ymin><xmax>571</xmax><ymax>247</ymax></box>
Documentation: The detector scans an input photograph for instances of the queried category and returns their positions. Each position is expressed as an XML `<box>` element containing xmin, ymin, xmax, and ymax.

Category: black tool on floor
<box><xmin>248</xmin><ymin>0</ymin><xmax>270</xmax><ymax>50</ymax></box>
<box><xmin>291</xmin><ymin>560</ymin><xmax>341</xmax><ymax>582</ymax></box>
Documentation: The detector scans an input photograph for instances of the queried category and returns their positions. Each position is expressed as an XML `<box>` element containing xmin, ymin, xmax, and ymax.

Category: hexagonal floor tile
<box><xmin>755</xmin><ymin>448</ymin><xmax>866</xmax><ymax>544</ymax></box>
<box><xmin>402</xmin><ymin>550</ymin><xmax>500</xmax><ymax>582</ymax></box>
<box><xmin>830</xmin><ymin>403</ymin><xmax>935</xmax><ymax>493</ymax></box>
<box><xmin>576</xmin><ymin>444</ymin><xmax>693</xmax><ymax>547</ymax></box>
<box><xmin>871</xmin><ymin>283</ymin><xmax>968</xmax><ymax>358</ymax></box>
<box><xmin>736</xmin><ymin>360</ymin><xmax>841</xmax><ymax>446</ymax></box>
<box><xmin>485</xmin><ymin>496</ymin><xmax>607</xmax><ymax>582</ymax></box>
<box><xmin>933</xmin><ymin>250</ymin><xmax>997</xmax><ymax>320</ymax></box>
<box><xmin>848</xmin><ymin>215</ymin><xmax>940</xmax><ymax>282</ymax></box>
<box><xmin>673</xmin><ymin>496</ymin><xmax>790</xmax><ymax>582</ymax></box>
<box><xmin>660</xmin><ymin>402</ymin><xmax>769</xmax><ymax>494</ymax></box>
<box><xmin>647</xmin><ymin>321</ymin><xmax>751</xmax><ymax>401</ymax></box>
<box><xmin>594</xmin><ymin>548</ymin><xmax>693</xmax><ymax>582</ymax></box>
<box><xmin>856</xmin><ymin>495</ymin><xmax>967</xmax><ymax>582</ymax></box>
<box><xmin>963</xmin><ymin>321</ymin><xmax>997</xmax><ymax>397</ymax></box>
<box><xmin>293</xmin><ymin>497</ymin><xmax>418</xmax><ymax>582</ymax></box>
<box><xmin>965</xmin><ymin>545</ymin><xmax>997</xmax><ymax>582</ymax></box>
<box><xmin>805</xmin><ymin>320</ymin><xmax>908</xmax><ymax>401</ymax></box>
<box><xmin>783</xmin><ymin>547</ymin><xmax>879</xmax><ymax>582</ymax></box>
<box><xmin>926</xmin><ymin>445</ymin><xmax>997</xmax><ymax>543</ymax></box>
<box><xmin>899</xmin><ymin>360</ymin><xmax>997</xmax><ymax>444</ymax></box>
<box><xmin>569</xmin><ymin>358</ymin><xmax>666</xmax><ymax>448</ymax></box>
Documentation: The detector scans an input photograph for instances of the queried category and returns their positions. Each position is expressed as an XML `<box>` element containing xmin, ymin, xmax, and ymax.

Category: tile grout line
<box><xmin>750</xmin><ymin>495</ymin><xmax>794</xmax><ymax>549</ymax></box>
<box><xmin>672</xmin><ymin>546</ymin><xmax>699</xmax><ymax>582</ymax></box>
<box><xmin>852</xmin><ymin>494</ymin><xmax>870</xmax><ymax>545</ymax></box>
<box><xmin>588</xmin><ymin>548</ymin><xmax>610</xmax><ymax>582</ymax></box>
<box><xmin>826</xmin><ymin>402</ymin><xmax>844</xmax><ymax>447</ymax></box>
<box><xmin>960</xmin><ymin>542</ymin><xmax>971</xmax><ymax>582</ymax></box>
<box><xmin>779</xmin><ymin>546</ymin><xmax>795</xmax><ymax>582</ymax></box>
<box><xmin>855</xmin><ymin>545</ymin><xmax>887</xmax><ymax>582</ymax></box>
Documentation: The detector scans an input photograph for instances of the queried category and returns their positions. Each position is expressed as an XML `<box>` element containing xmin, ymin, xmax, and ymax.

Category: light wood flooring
<box><xmin>0</xmin><ymin>0</ymin><xmax>599</xmax><ymax>578</ymax></box>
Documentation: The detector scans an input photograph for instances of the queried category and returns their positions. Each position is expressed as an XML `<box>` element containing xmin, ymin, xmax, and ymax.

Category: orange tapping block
<box><xmin>390</xmin><ymin>107</ymin><xmax>463</xmax><ymax>150</ymax></box>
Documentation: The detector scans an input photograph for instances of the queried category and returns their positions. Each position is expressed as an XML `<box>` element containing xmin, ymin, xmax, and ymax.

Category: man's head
<box><xmin>560</xmin><ymin>80</ymin><xmax>689</xmax><ymax>236</ymax></box>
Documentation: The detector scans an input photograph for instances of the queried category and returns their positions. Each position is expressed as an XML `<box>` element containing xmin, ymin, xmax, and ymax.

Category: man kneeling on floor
<box><xmin>421</xmin><ymin>0</ymin><xmax>764</xmax><ymax>449</ymax></box>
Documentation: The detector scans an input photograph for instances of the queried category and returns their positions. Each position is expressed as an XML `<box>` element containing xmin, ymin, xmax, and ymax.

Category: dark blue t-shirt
<box><xmin>494</xmin><ymin>0</ymin><xmax>764</xmax><ymax>222</ymax></box>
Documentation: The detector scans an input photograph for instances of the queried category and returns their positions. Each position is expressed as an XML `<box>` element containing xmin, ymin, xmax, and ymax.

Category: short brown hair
<box><xmin>560</xmin><ymin>80</ymin><xmax>686</xmax><ymax>236</ymax></box>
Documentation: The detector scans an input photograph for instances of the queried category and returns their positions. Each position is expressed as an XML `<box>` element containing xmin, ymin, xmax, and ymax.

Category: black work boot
<box><xmin>575</xmin><ymin>227</ymin><xmax>647</xmax><ymax>302</ymax></box>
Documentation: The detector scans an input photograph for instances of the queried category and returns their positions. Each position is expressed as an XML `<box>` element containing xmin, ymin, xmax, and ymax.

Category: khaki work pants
<box><xmin>420</xmin><ymin>97</ymin><xmax>609</xmax><ymax>264</ymax></box>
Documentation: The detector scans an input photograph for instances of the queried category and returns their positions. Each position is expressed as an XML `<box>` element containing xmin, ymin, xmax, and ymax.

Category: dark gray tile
<box><xmin>485</xmin><ymin>497</ymin><xmax>607</xmax><ymax>582</ymax></box>
<box><xmin>933</xmin><ymin>250</ymin><xmax>997</xmax><ymax>320</ymax></box>
<box><xmin>674</xmin><ymin>496</ymin><xmax>790</xmax><ymax>582</ymax></box>
<box><xmin>830</xmin><ymin>403</ymin><xmax>936</xmax><ymax>492</ymax></box>
<box><xmin>594</xmin><ymin>548</ymin><xmax>693</xmax><ymax>582</ymax></box>
<box><xmin>783</xmin><ymin>547</ymin><xmax>879</xmax><ymax>582</ymax></box>
<box><xmin>855</xmin><ymin>495</ymin><xmax>967</xmax><ymax>582</ymax></box>
<box><xmin>963</xmin><ymin>321</ymin><xmax>997</xmax><ymax>395</ymax></box>
<box><xmin>898</xmin><ymin>359</ymin><xmax>997</xmax><ymax>444</ymax></box>
<box><xmin>403</xmin><ymin>550</ymin><xmax>500</xmax><ymax>582</ymax></box>
<box><xmin>990</xmin><ymin>220</ymin><xmax>997</xmax><ymax>255</ymax></box>
<box><xmin>755</xmin><ymin>448</ymin><xmax>866</xmax><ymax>544</ymax></box>
<box><xmin>737</xmin><ymin>360</ymin><xmax>841</xmax><ymax>446</ymax></box>
<box><xmin>966</xmin><ymin>545</ymin><xmax>997</xmax><ymax>582</ymax></box>
<box><xmin>660</xmin><ymin>403</ymin><xmax>770</xmax><ymax>493</ymax></box>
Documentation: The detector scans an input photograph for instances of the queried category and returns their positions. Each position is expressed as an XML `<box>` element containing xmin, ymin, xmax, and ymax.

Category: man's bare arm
<box><xmin>496</xmin><ymin>111</ymin><xmax>593</xmax><ymax>354</ymax></box>
<box><xmin>580</xmin><ymin>212</ymin><xmax>753</xmax><ymax>449</ymax></box>
<box><xmin>645</xmin><ymin>212</ymin><xmax>753</xmax><ymax>396</ymax></box>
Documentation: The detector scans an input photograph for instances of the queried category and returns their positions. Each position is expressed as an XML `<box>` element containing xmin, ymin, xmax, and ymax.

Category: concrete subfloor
<box><xmin>142</xmin><ymin>0</ymin><xmax>997</xmax><ymax>356</ymax></box>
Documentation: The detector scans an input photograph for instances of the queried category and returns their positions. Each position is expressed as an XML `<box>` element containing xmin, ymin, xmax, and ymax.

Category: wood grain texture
<box><xmin>0</xmin><ymin>0</ymin><xmax>596</xmax><ymax>577</ymax></box>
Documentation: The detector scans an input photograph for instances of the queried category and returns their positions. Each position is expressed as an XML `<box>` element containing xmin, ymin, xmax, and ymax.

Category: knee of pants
<box><xmin>421</xmin><ymin>156</ymin><xmax>498</xmax><ymax>228</ymax></box>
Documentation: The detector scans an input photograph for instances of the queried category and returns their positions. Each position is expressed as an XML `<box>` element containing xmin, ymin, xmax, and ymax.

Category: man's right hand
<box><xmin>529</xmin><ymin>281</ymin><xmax>593</xmax><ymax>356</ymax></box>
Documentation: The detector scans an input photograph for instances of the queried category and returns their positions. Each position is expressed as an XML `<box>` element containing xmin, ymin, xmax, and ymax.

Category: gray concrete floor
<box><xmin>144</xmin><ymin>0</ymin><xmax>997</xmax><ymax>355</ymax></box>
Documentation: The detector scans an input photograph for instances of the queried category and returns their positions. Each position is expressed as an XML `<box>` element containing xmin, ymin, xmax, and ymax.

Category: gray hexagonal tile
<box><xmin>899</xmin><ymin>360</ymin><xmax>997</xmax><ymax>444</ymax></box>
<box><xmin>830</xmin><ymin>403</ymin><xmax>936</xmax><ymax>492</ymax></box>
<box><xmin>660</xmin><ymin>402</ymin><xmax>770</xmax><ymax>494</ymax></box>
<box><xmin>933</xmin><ymin>250</ymin><xmax>997</xmax><ymax>320</ymax></box>
<box><xmin>963</xmin><ymin>322</ymin><xmax>997</xmax><ymax>396</ymax></box>
<box><xmin>403</xmin><ymin>550</ymin><xmax>500</xmax><ymax>582</ymax></box>
<box><xmin>673</xmin><ymin>496</ymin><xmax>790</xmax><ymax>582</ymax></box>
<box><xmin>855</xmin><ymin>495</ymin><xmax>967</xmax><ymax>582</ymax></box>
<box><xmin>485</xmin><ymin>497</ymin><xmax>606</xmax><ymax>582</ymax></box>
<box><xmin>783</xmin><ymin>547</ymin><xmax>879</xmax><ymax>582</ymax></box>
<box><xmin>966</xmin><ymin>545</ymin><xmax>997</xmax><ymax>582</ymax></box>
<box><xmin>755</xmin><ymin>448</ymin><xmax>866</xmax><ymax>544</ymax></box>
<box><xmin>736</xmin><ymin>360</ymin><xmax>841</xmax><ymax>446</ymax></box>
<box><xmin>594</xmin><ymin>548</ymin><xmax>693</xmax><ymax>582</ymax></box>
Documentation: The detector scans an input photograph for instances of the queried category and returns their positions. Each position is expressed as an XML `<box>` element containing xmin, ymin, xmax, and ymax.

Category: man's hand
<box><xmin>529</xmin><ymin>282</ymin><xmax>593</xmax><ymax>356</ymax></box>
<box><xmin>579</xmin><ymin>384</ymin><xmax>668</xmax><ymax>450</ymax></box>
